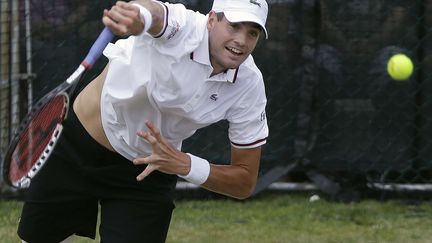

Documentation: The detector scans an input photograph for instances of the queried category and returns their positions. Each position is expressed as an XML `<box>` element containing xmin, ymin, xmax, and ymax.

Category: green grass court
<box><xmin>1</xmin><ymin>192</ymin><xmax>432</xmax><ymax>243</ymax></box>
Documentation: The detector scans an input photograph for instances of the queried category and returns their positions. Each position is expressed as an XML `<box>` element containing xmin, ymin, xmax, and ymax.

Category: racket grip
<box><xmin>82</xmin><ymin>27</ymin><xmax>115</xmax><ymax>68</ymax></box>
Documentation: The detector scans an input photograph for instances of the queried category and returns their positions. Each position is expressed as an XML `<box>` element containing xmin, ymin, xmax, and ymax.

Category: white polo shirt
<box><xmin>100</xmin><ymin>2</ymin><xmax>268</xmax><ymax>161</ymax></box>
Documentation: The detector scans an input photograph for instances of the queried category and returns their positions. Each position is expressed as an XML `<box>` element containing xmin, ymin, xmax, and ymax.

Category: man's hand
<box><xmin>102</xmin><ymin>1</ymin><xmax>144</xmax><ymax>36</ymax></box>
<box><xmin>133</xmin><ymin>121</ymin><xmax>191</xmax><ymax>181</ymax></box>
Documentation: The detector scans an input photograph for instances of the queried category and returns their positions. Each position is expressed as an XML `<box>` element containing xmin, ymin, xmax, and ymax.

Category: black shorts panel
<box><xmin>18</xmin><ymin>200</ymin><xmax>99</xmax><ymax>243</ymax></box>
<box><xmin>18</xmin><ymin>198</ymin><xmax>175</xmax><ymax>243</ymax></box>
<box><xmin>99</xmin><ymin>199</ymin><xmax>175</xmax><ymax>243</ymax></box>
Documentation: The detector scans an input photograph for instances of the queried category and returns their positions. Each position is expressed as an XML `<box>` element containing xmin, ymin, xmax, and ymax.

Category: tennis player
<box><xmin>18</xmin><ymin>0</ymin><xmax>269</xmax><ymax>242</ymax></box>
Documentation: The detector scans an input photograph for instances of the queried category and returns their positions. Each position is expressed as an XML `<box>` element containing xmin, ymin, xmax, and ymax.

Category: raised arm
<box><xmin>102</xmin><ymin>0</ymin><xmax>165</xmax><ymax>37</ymax></box>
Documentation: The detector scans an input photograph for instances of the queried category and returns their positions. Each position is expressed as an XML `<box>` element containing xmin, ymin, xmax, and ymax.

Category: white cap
<box><xmin>212</xmin><ymin>0</ymin><xmax>268</xmax><ymax>39</ymax></box>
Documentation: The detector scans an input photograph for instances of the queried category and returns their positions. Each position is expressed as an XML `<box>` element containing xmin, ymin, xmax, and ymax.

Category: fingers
<box><xmin>134</xmin><ymin>154</ymin><xmax>160</xmax><ymax>180</ymax></box>
<box><xmin>133</xmin><ymin>154</ymin><xmax>159</xmax><ymax>165</ymax></box>
<box><xmin>136</xmin><ymin>120</ymin><xmax>163</xmax><ymax>144</ymax></box>
<box><xmin>145</xmin><ymin>120</ymin><xmax>163</xmax><ymax>140</ymax></box>
<box><xmin>103</xmin><ymin>1</ymin><xmax>142</xmax><ymax>36</ymax></box>
<box><xmin>111</xmin><ymin>4</ymin><xmax>136</xmax><ymax>23</ymax></box>
<box><xmin>134</xmin><ymin>121</ymin><xmax>176</xmax><ymax>181</ymax></box>
<box><xmin>103</xmin><ymin>10</ymin><xmax>128</xmax><ymax>35</ymax></box>
<box><xmin>136</xmin><ymin>130</ymin><xmax>158</xmax><ymax>146</ymax></box>
<box><xmin>116</xmin><ymin>1</ymin><xmax>138</xmax><ymax>11</ymax></box>
<box><xmin>136</xmin><ymin>164</ymin><xmax>156</xmax><ymax>181</ymax></box>
<box><xmin>133</xmin><ymin>156</ymin><xmax>148</xmax><ymax>165</ymax></box>
<box><xmin>134</xmin><ymin>154</ymin><xmax>159</xmax><ymax>181</ymax></box>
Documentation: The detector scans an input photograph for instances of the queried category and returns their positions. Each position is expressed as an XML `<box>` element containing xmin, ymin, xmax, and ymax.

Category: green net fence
<box><xmin>1</xmin><ymin>0</ymin><xmax>432</xmax><ymax>199</ymax></box>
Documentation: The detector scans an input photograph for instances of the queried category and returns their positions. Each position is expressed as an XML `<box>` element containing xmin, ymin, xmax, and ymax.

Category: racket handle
<box><xmin>82</xmin><ymin>27</ymin><xmax>115</xmax><ymax>68</ymax></box>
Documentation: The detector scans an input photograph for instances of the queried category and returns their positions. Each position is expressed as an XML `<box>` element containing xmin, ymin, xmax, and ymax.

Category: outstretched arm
<box><xmin>202</xmin><ymin>146</ymin><xmax>261</xmax><ymax>199</ymax></box>
<box><xmin>102</xmin><ymin>0</ymin><xmax>165</xmax><ymax>36</ymax></box>
<box><xmin>134</xmin><ymin>121</ymin><xmax>261</xmax><ymax>200</ymax></box>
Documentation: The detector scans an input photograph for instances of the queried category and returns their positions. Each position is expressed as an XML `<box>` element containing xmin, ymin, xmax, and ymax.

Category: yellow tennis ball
<box><xmin>387</xmin><ymin>54</ymin><xmax>413</xmax><ymax>81</ymax></box>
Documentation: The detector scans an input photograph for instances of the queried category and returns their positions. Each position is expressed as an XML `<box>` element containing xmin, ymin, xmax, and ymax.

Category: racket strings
<box><xmin>8</xmin><ymin>95</ymin><xmax>68</xmax><ymax>182</ymax></box>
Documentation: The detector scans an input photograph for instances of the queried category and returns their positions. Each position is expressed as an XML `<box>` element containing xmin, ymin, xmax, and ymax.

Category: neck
<box><xmin>210</xmin><ymin>67</ymin><xmax>226</xmax><ymax>77</ymax></box>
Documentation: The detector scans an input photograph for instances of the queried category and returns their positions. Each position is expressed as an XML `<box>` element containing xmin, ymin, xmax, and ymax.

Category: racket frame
<box><xmin>2</xmin><ymin>28</ymin><xmax>113</xmax><ymax>189</ymax></box>
<box><xmin>3</xmin><ymin>89</ymin><xmax>72</xmax><ymax>188</ymax></box>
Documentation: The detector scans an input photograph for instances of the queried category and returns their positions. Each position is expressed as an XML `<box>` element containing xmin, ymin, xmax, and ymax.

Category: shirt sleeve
<box><xmin>134</xmin><ymin>2</ymin><xmax>207</xmax><ymax>58</ymax></box>
<box><xmin>227</xmin><ymin>73</ymin><xmax>269</xmax><ymax>149</ymax></box>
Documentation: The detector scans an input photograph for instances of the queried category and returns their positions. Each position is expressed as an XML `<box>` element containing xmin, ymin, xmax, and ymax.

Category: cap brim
<box><xmin>224</xmin><ymin>11</ymin><xmax>268</xmax><ymax>39</ymax></box>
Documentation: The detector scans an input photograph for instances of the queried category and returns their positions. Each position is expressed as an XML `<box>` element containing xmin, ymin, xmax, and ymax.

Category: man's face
<box><xmin>207</xmin><ymin>11</ymin><xmax>261</xmax><ymax>74</ymax></box>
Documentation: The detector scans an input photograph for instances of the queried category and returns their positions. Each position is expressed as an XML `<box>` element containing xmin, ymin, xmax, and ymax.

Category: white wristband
<box><xmin>179</xmin><ymin>153</ymin><xmax>210</xmax><ymax>185</ymax></box>
<box><xmin>132</xmin><ymin>3</ymin><xmax>153</xmax><ymax>33</ymax></box>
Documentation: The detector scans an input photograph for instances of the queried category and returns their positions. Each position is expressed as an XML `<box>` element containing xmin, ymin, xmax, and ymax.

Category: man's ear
<box><xmin>207</xmin><ymin>10</ymin><xmax>217</xmax><ymax>30</ymax></box>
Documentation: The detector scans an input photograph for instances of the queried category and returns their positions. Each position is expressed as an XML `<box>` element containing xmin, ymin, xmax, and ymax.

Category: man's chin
<box><xmin>224</xmin><ymin>60</ymin><xmax>243</xmax><ymax>70</ymax></box>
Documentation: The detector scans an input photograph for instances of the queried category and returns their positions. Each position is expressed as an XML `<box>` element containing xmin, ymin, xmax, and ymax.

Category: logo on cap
<box><xmin>250</xmin><ymin>0</ymin><xmax>261</xmax><ymax>7</ymax></box>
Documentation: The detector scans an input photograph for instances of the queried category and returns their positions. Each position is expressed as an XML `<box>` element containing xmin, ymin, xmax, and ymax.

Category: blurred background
<box><xmin>1</xmin><ymin>0</ymin><xmax>431</xmax><ymax>201</ymax></box>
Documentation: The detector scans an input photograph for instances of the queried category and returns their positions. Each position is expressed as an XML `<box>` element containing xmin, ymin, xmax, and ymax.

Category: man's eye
<box><xmin>230</xmin><ymin>23</ymin><xmax>240</xmax><ymax>29</ymax></box>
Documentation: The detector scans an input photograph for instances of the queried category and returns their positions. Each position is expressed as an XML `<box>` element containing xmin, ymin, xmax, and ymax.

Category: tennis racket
<box><xmin>2</xmin><ymin>27</ymin><xmax>114</xmax><ymax>189</ymax></box>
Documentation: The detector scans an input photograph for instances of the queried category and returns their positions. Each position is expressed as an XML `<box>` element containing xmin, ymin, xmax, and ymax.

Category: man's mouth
<box><xmin>226</xmin><ymin>47</ymin><xmax>243</xmax><ymax>56</ymax></box>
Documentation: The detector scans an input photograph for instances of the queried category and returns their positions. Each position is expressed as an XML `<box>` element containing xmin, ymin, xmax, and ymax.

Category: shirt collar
<box><xmin>189</xmin><ymin>26</ymin><xmax>239</xmax><ymax>83</ymax></box>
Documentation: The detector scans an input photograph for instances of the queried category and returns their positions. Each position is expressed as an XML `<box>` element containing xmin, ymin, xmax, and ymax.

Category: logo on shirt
<box><xmin>260</xmin><ymin>111</ymin><xmax>266</xmax><ymax>121</ymax></box>
<box><xmin>167</xmin><ymin>20</ymin><xmax>180</xmax><ymax>40</ymax></box>
<box><xmin>250</xmin><ymin>0</ymin><xmax>261</xmax><ymax>7</ymax></box>
<box><xmin>210</xmin><ymin>94</ymin><xmax>218</xmax><ymax>101</ymax></box>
